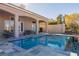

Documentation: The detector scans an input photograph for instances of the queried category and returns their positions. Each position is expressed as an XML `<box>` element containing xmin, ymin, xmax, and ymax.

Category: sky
<box><xmin>24</xmin><ymin>3</ymin><xmax>79</xmax><ymax>19</ymax></box>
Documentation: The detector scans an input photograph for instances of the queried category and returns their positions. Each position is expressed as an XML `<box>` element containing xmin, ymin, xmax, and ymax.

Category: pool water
<box><xmin>10</xmin><ymin>38</ymin><xmax>38</xmax><ymax>50</ymax></box>
<box><xmin>46</xmin><ymin>35</ymin><xmax>69</xmax><ymax>50</ymax></box>
<box><xmin>10</xmin><ymin>35</ymin><xmax>69</xmax><ymax>50</ymax></box>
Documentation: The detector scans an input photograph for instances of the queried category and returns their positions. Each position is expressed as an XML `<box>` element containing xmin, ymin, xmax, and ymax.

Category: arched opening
<box><xmin>39</xmin><ymin>20</ymin><xmax>47</xmax><ymax>33</ymax></box>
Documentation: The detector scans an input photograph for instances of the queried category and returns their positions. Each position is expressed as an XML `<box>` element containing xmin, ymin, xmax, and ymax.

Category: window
<box><xmin>4</xmin><ymin>20</ymin><xmax>14</xmax><ymax>31</ymax></box>
<box><xmin>32</xmin><ymin>22</ymin><xmax>36</xmax><ymax>31</ymax></box>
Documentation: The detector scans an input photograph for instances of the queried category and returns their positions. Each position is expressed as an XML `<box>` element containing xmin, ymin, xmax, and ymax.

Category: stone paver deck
<box><xmin>22</xmin><ymin>45</ymin><xmax>70</xmax><ymax>56</ymax></box>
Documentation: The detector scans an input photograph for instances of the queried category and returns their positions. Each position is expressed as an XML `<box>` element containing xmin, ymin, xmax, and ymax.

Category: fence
<box><xmin>48</xmin><ymin>24</ymin><xmax>65</xmax><ymax>33</ymax></box>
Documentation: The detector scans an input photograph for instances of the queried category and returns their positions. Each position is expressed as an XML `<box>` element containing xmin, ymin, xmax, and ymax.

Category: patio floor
<box><xmin>20</xmin><ymin>45</ymin><xmax>70</xmax><ymax>56</ymax></box>
<box><xmin>0</xmin><ymin>41</ymin><xmax>70</xmax><ymax>56</ymax></box>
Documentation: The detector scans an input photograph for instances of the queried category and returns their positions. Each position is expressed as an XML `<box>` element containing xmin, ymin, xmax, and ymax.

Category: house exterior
<box><xmin>0</xmin><ymin>3</ymin><xmax>48</xmax><ymax>38</ymax></box>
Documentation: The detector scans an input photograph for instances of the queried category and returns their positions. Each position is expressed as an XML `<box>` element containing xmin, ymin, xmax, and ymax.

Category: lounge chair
<box><xmin>23</xmin><ymin>30</ymin><xmax>36</xmax><ymax>36</ymax></box>
<box><xmin>2</xmin><ymin>30</ymin><xmax>14</xmax><ymax>38</ymax></box>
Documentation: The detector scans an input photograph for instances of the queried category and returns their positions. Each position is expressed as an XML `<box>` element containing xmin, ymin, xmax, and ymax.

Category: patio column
<box><xmin>36</xmin><ymin>20</ymin><xmax>39</xmax><ymax>34</ymax></box>
<box><xmin>14</xmin><ymin>14</ymin><xmax>19</xmax><ymax>38</ymax></box>
<box><xmin>46</xmin><ymin>21</ymin><xmax>48</xmax><ymax>33</ymax></box>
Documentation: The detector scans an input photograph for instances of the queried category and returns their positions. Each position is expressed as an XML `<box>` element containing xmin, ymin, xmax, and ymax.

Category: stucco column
<box><xmin>46</xmin><ymin>21</ymin><xmax>48</xmax><ymax>33</ymax></box>
<box><xmin>14</xmin><ymin>14</ymin><xmax>19</xmax><ymax>38</ymax></box>
<box><xmin>36</xmin><ymin>20</ymin><xmax>39</xmax><ymax>34</ymax></box>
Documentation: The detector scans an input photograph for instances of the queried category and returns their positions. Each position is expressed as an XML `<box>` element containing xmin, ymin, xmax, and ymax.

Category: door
<box><xmin>19</xmin><ymin>21</ymin><xmax>24</xmax><ymax>34</ymax></box>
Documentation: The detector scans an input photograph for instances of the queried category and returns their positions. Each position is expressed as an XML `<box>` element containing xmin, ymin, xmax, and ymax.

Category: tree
<box><xmin>70</xmin><ymin>23</ymin><xmax>78</xmax><ymax>33</ymax></box>
<box><xmin>48</xmin><ymin>19</ymin><xmax>57</xmax><ymax>25</ymax></box>
<box><xmin>48</xmin><ymin>14</ymin><xmax>63</xmax><ymax>25</ymax></box>
<box><xmin>56</xmin><ymin>14</ymin><xmax>63</xmax><ymax>24</ymax></box>
<box><xmin>64</xmin><ymin>13</ymin><xmax>79</xmax><ymax>34</ymax></box>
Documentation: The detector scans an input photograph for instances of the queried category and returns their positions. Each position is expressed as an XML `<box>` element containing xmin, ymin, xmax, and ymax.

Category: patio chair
<box><xmin>23</xmin><ymin>30</ymin><xmax>36</xmax><ymax>36</ymax></box>
<box><xmin>2</xmin><ymin>30</ymin><xmax>14</xmax><ymax>38</ymax></box>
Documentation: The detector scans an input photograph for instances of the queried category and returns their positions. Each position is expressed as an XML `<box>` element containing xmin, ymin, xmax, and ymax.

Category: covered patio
<box><xmin>0</xmin><ymin>3</ymin><xmax>48</xmax><ymax>38</ymax></box>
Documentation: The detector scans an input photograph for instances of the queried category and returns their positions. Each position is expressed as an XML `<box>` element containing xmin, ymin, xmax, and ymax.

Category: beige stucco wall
<box><xmin>20</xmin><ymin>17</ymin><xmax>35</xmax><ymax>31</ymax></box>
<box><xmin>48</xmin><ymin>24</ymin><xmax>65</xmax><ymax>33</ymax></box>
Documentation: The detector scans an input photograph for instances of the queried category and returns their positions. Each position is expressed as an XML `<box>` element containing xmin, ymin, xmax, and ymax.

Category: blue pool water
<box><xmin>10</xmin><ymin>35</ymin><xmax>69</xmax><ymax>50</ymax></box>
<box><xmin>46</xmin><ymin>35</ymin><xmax>69</xmax><ymax>50</ymax></box>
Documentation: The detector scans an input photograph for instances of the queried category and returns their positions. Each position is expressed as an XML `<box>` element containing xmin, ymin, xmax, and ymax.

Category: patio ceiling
<box><xmin>0</xmin><ymin>9</ymin><xmax>14</xmax><ymax>16</ymax></box>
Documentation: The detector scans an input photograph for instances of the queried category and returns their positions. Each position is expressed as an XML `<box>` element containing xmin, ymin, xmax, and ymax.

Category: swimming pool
<box><xmin>10</xmin><ymin>35</ymin><xmax>70</xmax><ymax>50</ymax></box>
